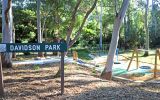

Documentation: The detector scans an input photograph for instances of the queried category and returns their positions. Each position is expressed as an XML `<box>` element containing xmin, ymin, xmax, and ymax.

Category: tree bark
<box><xmin>99</xmin><ymin>0</ymin><xmax>103</xmax><ymax>49</ymax></box>
<box><xmin>12</xmin><ymin>23</ymin><xmax>16</xmax><ymax>58</ymax></box>
<box><xmin>2</xmin><ymin>0</ymin><xmax>13</xmax><ymax>68</ymax></box>
<box><xmin>55</xmin><ymin>0</ymin><xmax>97</xmax><ymax>78</ymax></box>
<box><xmin>144</xmin><ymin>0</ymin><xmax>149</xmax><ymax>56</ymax></box>
<box><xmin>66</xmin><ymin>0</ymin><xmax>82</xmax><ymax>49</ymax></box>
<box><xmin>101</xmin><ymin>0</ymin><xmax>130</xmax><ymax>80</ymax></box>
<box><xmin>152</xmin><ymin>0</ymin><xmax>157</xmax><ymax>37</ymax></box>
<box><xmin>37</xmin><ymin>0</ymin><xmax>44</xmax><ymax>57</ymax></box>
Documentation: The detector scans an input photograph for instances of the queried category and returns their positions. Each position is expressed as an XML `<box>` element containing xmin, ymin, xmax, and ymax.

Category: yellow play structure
<box><xmin>73</xmin><ymin>51</ymin><xmax>78</xmax><ymax>61</ymax></box>
<box><xmin>154</xmin><ymin>49</ymin><xmax>160</xmax><ymax>78</ymax></box>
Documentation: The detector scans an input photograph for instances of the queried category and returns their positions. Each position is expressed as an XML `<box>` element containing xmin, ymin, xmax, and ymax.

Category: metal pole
<box><xmin>60</xmin><ymin>52</ymin><xmax>64</xmax><ymax>95</ymax></box>
<box><xmin>0</xmin><ymin>53</ymin><xmax>4</xmax><ymax>97</ymax></box>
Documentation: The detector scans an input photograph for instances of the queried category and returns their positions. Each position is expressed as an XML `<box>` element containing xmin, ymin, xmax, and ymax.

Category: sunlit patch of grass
<box><xmin>91</xmin><ymin>67</ymin><xmax>96</xmax><ymax>74</ymax></box>
<box><xmin>64</xmin><ymin>66</ymin><xmax>68</xmax><ymax>70</ymax></box>
<box><xmin>71</xmin><ymin>48</ymin><xmax>93</xmax><ymax>61</ymax></box>
<box><xmin>33</xmin><ymin>65</ymin><xmax>40</xmax><ymax>70</ymax></box>
<box><xmin>129</xmin><ymin>73</ymin><xmax>145</xmax><ymax>77</ymax></box>
<box><xmin>76</xmin><ymin>66</ymin><xmax>80</xmax><ymax>70</ymax></box>
<box><xmin>120</xmin><ymin>49</ymin><xmax>160</xmax><ymax>65</ymax></box>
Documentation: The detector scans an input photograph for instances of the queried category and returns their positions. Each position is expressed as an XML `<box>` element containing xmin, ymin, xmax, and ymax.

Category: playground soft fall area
<box><xmin>0</xmin><ymin>0</ymin><xmax>160</xmax><ymax>100</ymax></box>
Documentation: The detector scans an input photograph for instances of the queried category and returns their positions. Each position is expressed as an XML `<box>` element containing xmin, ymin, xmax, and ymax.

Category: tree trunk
<box><xmin>101</xmin><ymin>0</ymin><xmax>130</xmax><ymax>80</ymax></box>
<box><xmin>151</xmin><ymin>0</ymin><xmax>157</xmax><ymax>39</ymax></box>
<box><xmin>37</xmin><ymin>0</ymin><xmax>44</xmax><ymax>57</ymax></box>
<box><xmin>12</xmin><ymin>23</ymin><xmax>16</xmax><ymax>58</ymax></box>
<box><xmin>124</xmin><ymin>16</ymin><xmax>127</xmax><ymax>44</ymax></box>
<box><xmin>69</xmin><ymin>0</ymin><xmax>98</xmax><ymax>47</ymax></box>
<box><xmin>66</xmin><ymin>0</ymin><xmax>82</xmax><ymax>49</ymax></box>
<box><xmin>144</xmin><ymin>0</ymin><xmax>149</xmax><ymax>56</ymax></box>
<box><xmin>99</xmin><ymin>0</ymin><xmax>103</xmax><ymax>49</ymax></box>
<box><xmin>2</xmin><ymin>0</ymin><xmax>13</xmax><ymax>68</ymax></box>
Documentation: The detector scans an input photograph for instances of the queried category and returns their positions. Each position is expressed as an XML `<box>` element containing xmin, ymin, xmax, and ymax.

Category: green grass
<box><xmin>75</xmin><ymin>48</ymin><xmax>93</xmax><ymax>60</ymax></box>
<box><xmin>33</xmin><ymin>65</ymin><xmax>40</xmax><ymax>70</ymax></box>
<box><xmin>120</xmin><ymin>49</ymin><xmax>159</xmax><ymax>65</ymax></box>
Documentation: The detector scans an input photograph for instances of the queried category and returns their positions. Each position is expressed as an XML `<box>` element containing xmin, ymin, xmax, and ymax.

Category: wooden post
<box><xmin>127</xmin><ymin>49</ymin><xmax>135</xmax><ymax>71</ymax></box>
<box><xmin>154</xmin><ymin>49</ymin><xmax>158</xmax><ymax>78</ymax></box>
<box><xmin>0</xmin><ymin>53</ymin><xmax>4</xmax><ymax>97</ymax></box>
<box><xmin>136</xmin><ymin>49</ymin><xmax>139</xmax><ymax>69</ymax></box>
<box><xmin>73</xmin><ymin>51</ymin><xmax>78</xmax><ymax>61</ymax></box>
<box><xmin>73</xmin><ymin>51</ymin><xmax>75</xmax><ymax>60</ymax></box>
<box><xmin>60</xmin><ymin>52</ymin><xmax>64</xmax><ymax>95</ymax></box>
<box><xmin>158</xmin><ymin>49</ymin><xmax>160</xmax><ymax>60</ymax></box>
<box><xmin>76</xmin><ymin>52</ymin><xmax>78</xmax><ymax>61</ymax></box>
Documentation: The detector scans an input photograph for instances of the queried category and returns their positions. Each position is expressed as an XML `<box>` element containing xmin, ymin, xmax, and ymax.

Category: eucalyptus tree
<box><xmin>99</xmin><ymin>0</ymin><xmax>103</xmax><ymax>49</ymax></box>
<box><xmin>150</xmin><ymin>0</ymin><xmax>160</xmax><ymax>46</ymax></box>
<box><xmin>101</xmin><ymin>0</ymin><xmax>130</xmax><ymax>80</ymax></box>
<box><xmin>48</xmin><ymin>0</ymin><xmax>98</xmax><ymax>77</ymax></box>
<box><xmin>68</xmin><ymin>0</ymin><xmax>98</xmax><ymax>48</ymax></box>
<box><xmin>144</xmin><ymin>0</ymin><xmax>149</xmax><ymax>56</ymax></box>
<box><xmin>37</xmin><ymin>0</ymin><xmax>44</xmax><ymax>57</ymax></box>
<box><xmin>1</xmin><ymin>0</ymin><xmax>13</xmax><ymax>68</ymax></box>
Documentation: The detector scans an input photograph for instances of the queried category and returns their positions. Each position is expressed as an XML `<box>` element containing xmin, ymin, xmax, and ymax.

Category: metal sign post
<box><xmin>0</xmin><ymin>53</ymin><xmax>4</xmax><ymax>97</ymax></box>
<box><xmin>0</xmin><ymin>42</ymin><xmax>67</xmax><ymax>96</ymax></box>
<box><xmin>61</xmin><ymin>52</ymin><xmax>64</xmax><ymax>95</ymax></box>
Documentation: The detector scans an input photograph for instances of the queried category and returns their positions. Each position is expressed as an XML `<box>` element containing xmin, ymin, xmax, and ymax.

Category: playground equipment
<box><xmin>127</xmin><ymin>48</ymin><xmax>160</xmax><ymax>78</ymax></box>
<box><xmin>154</xmin><ymin>49</ymin><xmax>160</xmax><ymax>78</ymax></box>
<box><xmin>73</xmin><ymin>51</ymin><xmax>78</xmax><ymax>61</ymax></box>
<box><xmin>127</xmin><ymin>48</ymin><xmax>139</xmax><ymax>71</ymax></box>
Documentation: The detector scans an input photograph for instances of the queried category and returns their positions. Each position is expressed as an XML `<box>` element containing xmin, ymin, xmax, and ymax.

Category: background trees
<box><xmin>0</xmin><ymin>0</ymin><xmax>160</xmax><ymax>68</ymax></box>
<box><xmin>0</xmin><ymin>0</ymin><xmax>160</xmax><ymax>49</ymax></box>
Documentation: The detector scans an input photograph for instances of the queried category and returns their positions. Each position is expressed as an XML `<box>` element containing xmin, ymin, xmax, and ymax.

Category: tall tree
<box><xmin>144</xmin><ymin>0</ymin><xmax>149</xmax><ymax>56</ymax></box>
<box><xmin>37</xmin><ymin>0</ymin><xmax>43</xmax><ymax>57</ymax></box>
<box><xmin>151</xmin><ymin>0</ymin><xmax>157</xmax><ymax>40</ymax></box>
<box><xmin>12</xmin><ymin>23</ymin><xmax>16</xmax><ymax>58</ymax></box>
<box><xmin>1</xmin><ymin>0</ymin><xmax>13</xmax><ymax>68</ymax></box>
<box><xmin>101</xmin><ymin>0</ymin><xmax>130</xmax><ymax>80</ymax></box>
<box><xmin>66</xmin><ymin>0</ymin><xmax>98</xmax><ymax>48</ymax></box>
<box><xmin>65</xmin><ymin>0</ymin><xmax>82</xmax><ymax>49</ymax></box>
<box><xmin>99</xmin><ymin>0</ymin><xmax>103</xmax><ymax>49</ymax></box>
<box><xmin>69</xmin><ymin>0</ymin><xmax>98</xmax><ymax>47</ymax></box>
<box><xmin>54</xmin><ymin>0</ymin><xmax>98</xmax><ymax>77</ymax></box>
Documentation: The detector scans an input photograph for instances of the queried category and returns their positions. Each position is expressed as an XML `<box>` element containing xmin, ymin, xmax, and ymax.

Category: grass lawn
<box><xmin>12</xmin><ymin>49</ymin><xmax>160</xmax><ymax>66</ymax></box>
<box><xmin>119</xmin><ymin>49</ymin><xmax>160</xmax><ymax>66</ymax></box>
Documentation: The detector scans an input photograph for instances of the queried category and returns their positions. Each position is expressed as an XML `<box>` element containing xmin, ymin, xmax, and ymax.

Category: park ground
<box><xmin>1</xmin><ymin>62</ymin><xmax>160</xmax><ymax>100</ymax></box>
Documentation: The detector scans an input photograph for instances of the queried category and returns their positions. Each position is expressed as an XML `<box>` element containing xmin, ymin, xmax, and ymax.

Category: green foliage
<box><xmin>14</xmin><ymin>9</ymin><xmax>36</xmax><ymax>43</ymax></box>
<box><xmin>7</xmin><ymin>0</ymin><xmax>160</xmax><ymax>50</ymax></box>
<box><xmin>33</xmin><ymin>65</ymin><xmax>40</xmax><ymax>70</ymax></box>
<box><xmin>74</xmin><ymin>48</ymin><xmax>92</xmax><ymax>60</ymax></box>
<box><xmin>91</xmin><ymin>67</ymin><xmax>97</xmax><ymax>76</ymax></box>
<box><xmin>80</xmin><ymin>20</ymin><xmax>99</xmax><ymax>47</ymax></box>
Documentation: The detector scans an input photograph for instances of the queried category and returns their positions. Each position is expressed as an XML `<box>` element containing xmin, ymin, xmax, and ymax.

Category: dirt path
<box><xmin>1</xmin><ymin>63</ymin><xmax>160</xmax><ymax>100</ymax></box>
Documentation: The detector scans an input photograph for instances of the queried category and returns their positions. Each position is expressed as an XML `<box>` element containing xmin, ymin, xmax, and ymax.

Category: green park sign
<box><xmin>0</xmin><ymin>42</ymin><xmax>67</xmax><ymax>52</ymax></box>
<box><xmin>0</xmin><ymin>42</ymin><xmax>67</xmax><ymax>96</ymax></box>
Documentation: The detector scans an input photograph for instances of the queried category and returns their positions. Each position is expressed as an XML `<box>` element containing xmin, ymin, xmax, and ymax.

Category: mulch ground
<box><xmin>1</xmin><ymin>63</ymin><xmax>160</xmax><ymax>100</ymax></box>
